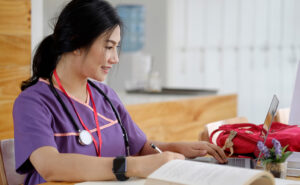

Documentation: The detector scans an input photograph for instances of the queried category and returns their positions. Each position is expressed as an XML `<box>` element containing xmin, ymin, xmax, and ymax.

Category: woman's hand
<box><xmin>172</xmin><ymin>141</ymin><xmax>227</xmax><ymax>163</ymax></box>
<box><xmin>128</xmin><ymin>151</ymin><xmax>185</xmax><ymax>178</ymax></box>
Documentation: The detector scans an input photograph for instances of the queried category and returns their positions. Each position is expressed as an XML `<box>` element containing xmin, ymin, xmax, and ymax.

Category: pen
<box><xmin>150</xmin><ymin>143</ymin><xmax>162</xmax><ymax>153</ymax></box>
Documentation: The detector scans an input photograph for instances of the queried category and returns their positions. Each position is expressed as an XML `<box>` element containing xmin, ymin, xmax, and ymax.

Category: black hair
<box><xmin>21</xmin><ymin>0</ymin><xmax>122</xmax><ymax>91</ymax></box>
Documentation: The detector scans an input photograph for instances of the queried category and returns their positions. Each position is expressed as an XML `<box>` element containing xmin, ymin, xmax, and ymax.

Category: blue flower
<box><xmin>257</xmin><ymin>141</ymin><xmax>270</xmax><ymax>158</ymax></box>
<box><xmin>258</xmin><ymin>139</ymin><xmax>292</xmax><ymax>165</ymax></box>
<box><xmin>272</xmin><ymin>139</ymin><xmax>282</xmax><ymax>158</ymax></box>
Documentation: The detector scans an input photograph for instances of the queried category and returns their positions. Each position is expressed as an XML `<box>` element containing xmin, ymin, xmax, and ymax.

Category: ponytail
<box><xmin>21</xmin><ymin>35</ymin><xmax>59</xmax><ymax>91</ymax></box>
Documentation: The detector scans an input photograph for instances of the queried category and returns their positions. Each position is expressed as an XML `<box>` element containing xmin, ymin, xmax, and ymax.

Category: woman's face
<box><xmin>80</xmin><ymin>26</ymin><xmax>121</xmax><ymax>82</ymax></box>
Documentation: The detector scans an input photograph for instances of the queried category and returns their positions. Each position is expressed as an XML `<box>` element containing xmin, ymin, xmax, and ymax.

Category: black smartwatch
<box><xmin>112</xmin><ymin>156</ymin><xmax>129</xmax><ymax>181</ymax></box>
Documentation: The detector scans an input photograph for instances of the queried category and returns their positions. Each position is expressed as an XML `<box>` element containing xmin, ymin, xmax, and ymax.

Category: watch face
<box><xmin>114</xmin><ymin>157</ymin><xmax>126</xmax><ymax>173</ymax></box>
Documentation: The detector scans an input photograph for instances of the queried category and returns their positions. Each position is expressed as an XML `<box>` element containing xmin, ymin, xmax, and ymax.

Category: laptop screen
<box><xmin>262</xmin><ymin>95</ymin><xmax>279</xmax><ymax>137</ymax></box>
<box><xmin>256</xmin><ymin>95</ymin><xmax>279</xmax><ymax>163</ymax></box>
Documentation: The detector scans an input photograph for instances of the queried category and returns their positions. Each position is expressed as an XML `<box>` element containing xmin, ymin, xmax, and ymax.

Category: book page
<box><xmin>275</xmin><ymin>178</ymin><xmax>300</xmax><ymax>185</ymax></box>
<box><xmin>146</xmin><ymin>160</ymin><xmax>274</xmax><ymax>185</ymax></box>
<box><xmin>76</xmin><ymin>178</ymin><xmax>146</xmax><ymax>185</ymax></box>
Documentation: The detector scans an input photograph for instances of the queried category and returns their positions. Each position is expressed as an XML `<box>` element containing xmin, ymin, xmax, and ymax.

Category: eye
<box><xmin>105</xmin><ymin>46</ymin><xmax>113</xmax><ymax>50</ymax></box>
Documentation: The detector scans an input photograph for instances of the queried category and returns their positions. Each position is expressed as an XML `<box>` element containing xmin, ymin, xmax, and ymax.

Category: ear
<box><xmin>73</xmin><ymin>49</ymin><xmax>81</xmax><ymax>56</ymax></box>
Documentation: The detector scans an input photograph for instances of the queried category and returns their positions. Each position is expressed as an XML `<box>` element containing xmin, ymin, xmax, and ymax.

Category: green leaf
<box><xmin>279</xmin><ymin>151</ymin><xmax>293</xmax><ymax>163</ymax></box>
<box><xmin>262</xmin><ymin>159</ymin><xmax>273</xmax><ymax>165</ymax></box>
<box><xmin>282</xmin><ymin>145</ymin><xmax>289</xmax><ymax>153</ymax></box>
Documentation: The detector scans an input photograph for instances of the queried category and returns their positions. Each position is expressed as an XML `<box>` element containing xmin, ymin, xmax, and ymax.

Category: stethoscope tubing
<box><xmin>49</xmin><ymin>78</ymin><xmax>81</xmax><ymax>131</ymax></box>
<box><xmin>87</xmin><ymin>80</ymin><xmax>130</xmax><ymax>156</ymax></box>
<box><xmin>48</xmin><ymin>77</ymin><xmax>130</xmax><ymax>156</ymax></box>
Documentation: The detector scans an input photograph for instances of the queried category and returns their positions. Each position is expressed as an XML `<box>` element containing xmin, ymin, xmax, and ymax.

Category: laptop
<box><xmin>190</xmin><ymin>95</ymin><xmax>279</xmax><ymax>169</ymax></box>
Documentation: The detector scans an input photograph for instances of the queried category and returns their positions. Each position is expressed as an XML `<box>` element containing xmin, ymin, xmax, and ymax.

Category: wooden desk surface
<box><xmin>41</xmin><ymin>176</ymin><xmax>300</xmax><ymax>185</ymax></box>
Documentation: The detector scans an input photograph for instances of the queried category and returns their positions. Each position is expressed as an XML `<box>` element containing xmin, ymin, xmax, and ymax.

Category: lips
<box><xmin>101</xmin><ymin>66</ymin><xmax>111</xmax><ymax>73</ymax></box>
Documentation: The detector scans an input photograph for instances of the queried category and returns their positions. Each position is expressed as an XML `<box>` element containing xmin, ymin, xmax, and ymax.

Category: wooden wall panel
<box><xmin>0</xmin><ymin>0</ymin><xmax>31</xmax><ymax>35</ymax></box>
<box><xmin>0</xmin><ymin>0</ymin><xmax>31</xmax><ymax>139</ymax></box>
<box><xmin>0</xmin><ymin>35</ymin><xmax>30</xmax><ymax>65</ymax></box>
<box><xmin>126</xmin><ymin>94</ymin><xmax>237</xmax><ymax>142</ymax></box>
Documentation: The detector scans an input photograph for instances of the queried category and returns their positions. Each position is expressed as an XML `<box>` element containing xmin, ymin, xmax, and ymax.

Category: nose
<box><xmin>108</xmin><ymin>50</ymin><xmax>119</xmax><ymax>64</ymax></box>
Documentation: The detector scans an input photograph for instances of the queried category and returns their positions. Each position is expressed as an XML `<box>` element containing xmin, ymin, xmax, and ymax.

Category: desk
<box><xmin>41</xmin><ymin>176</ymin><xmax>300</xmax><ymax>185</ymax></box>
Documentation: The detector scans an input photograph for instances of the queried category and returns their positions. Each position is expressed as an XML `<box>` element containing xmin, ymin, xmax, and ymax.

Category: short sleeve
<box><xmin>13</xmin><ymin>93</ymin><xmax>57</xmax><ymax>174</ymax></box>
<box><xmin>118</xmin><ymin>103</ymin><xmax>147</xmax><ymax>155</ymax></box>
<box><xmin>108</xmin><ymin>92</ymin><xmax>147</xmax><ymax>155</ymax></box>
<box><xmin>96</xmin><ymin>83</ymin><xmax>147</xmax><ymax>155</ymax></box>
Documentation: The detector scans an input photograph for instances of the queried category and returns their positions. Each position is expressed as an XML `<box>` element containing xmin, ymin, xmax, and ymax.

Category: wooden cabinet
<box><xmin>126</xmin><ymin>94</ymin><xmax>237</xmax><ymax>142</ymax></box>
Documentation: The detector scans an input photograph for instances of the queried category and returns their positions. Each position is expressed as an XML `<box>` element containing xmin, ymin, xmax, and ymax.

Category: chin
<box><xmin>92</xmin><ymin>75</ymin><xmax>106</xmax><ymax>82</ymax></box>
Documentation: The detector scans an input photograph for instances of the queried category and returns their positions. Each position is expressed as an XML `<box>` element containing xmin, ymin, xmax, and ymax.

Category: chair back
<box><xmin>0</xmin><ymin>139</ymin><xmax>26</xmax><ymax>185</ymax></box>
<box><xmin>274</xmin><ymin>108</ymin><xmax>290</xmax><ymax>124</ymax></box>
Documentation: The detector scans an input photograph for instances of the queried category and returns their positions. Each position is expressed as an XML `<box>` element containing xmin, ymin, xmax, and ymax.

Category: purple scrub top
<box><xmin>13</xmin><ymin>79</ymin><xmax>147</xmax><ymax>185</ymax></box>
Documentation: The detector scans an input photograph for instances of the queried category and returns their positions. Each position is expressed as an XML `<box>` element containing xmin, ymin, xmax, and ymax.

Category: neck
<box><xmin>53</xmin><ymin>54</ymin><xmax>88</xmax><ymax>103</ymax></box>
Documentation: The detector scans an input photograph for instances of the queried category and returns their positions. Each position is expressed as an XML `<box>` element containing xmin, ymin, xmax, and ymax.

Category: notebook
<box><xmin>190</xmin><ymin>95</ymin><xmax>279</xmax><ymax>169</ymax></box>
<box><xmin>287</xmin><ymin>152</ymin><xmax>300</xmax><ymax>177</ymax></box>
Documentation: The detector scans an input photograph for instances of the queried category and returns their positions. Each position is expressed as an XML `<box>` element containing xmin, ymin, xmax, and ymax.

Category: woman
<box><xmin>13</xmin><ymin>0</ymin><xmax>227</xmax><ymax>184</ymax></box>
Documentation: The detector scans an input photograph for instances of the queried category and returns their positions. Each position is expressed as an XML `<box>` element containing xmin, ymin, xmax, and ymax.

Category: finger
<box><xmin>205</xmin><ymin>144</ymin><xmax>227</xmax><ymax>163</ymax></box>
<box><xmin>207</xmin><ymin>148</ymin><xmax>224</xmax><ymax>163</ymax></box>
<box><xmin>177</xmin><ymin>153</ymin><xmax>185</xmax><ymax>160</ymax></box>
<box><xmin>208</xmin><ymin>143</ymin><xmax>228</xmax><ymax>162</ymax></box>
<box><xmin>187</xmin><ymin>149</ymin><xmax>207</xmax><ymax>158</ymax></box>
<box><xmin>166</xmin><ymin>151</ymin><xmax>185</xmax><ymax>160</ymax></box>
<box><xmin>197</xmin><ymin>149</ymin><xmax>207</xmax><ymax>156</ymax></box>
<box><xmin>193</xmin><ymin>141</ymin><xmax>225</xmax><ymax>161</ymax></box>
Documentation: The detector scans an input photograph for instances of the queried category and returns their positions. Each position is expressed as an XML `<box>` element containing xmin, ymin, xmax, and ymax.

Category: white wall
<box><xmin>31</xmin><ymin>0</ymin><xmax>69</xmax><ymax>52</ymax></box>
<box><xmin>43</xmin><ymin>0</ymin><xmax>69</xmax><ymax>36</ymax></box>
<box><xmin>31</xmin><ymin>0</ymin><xmax>43</xmax><ymax>53</ymax></box>
<box><xmin>144</xmin><ymin>0</ymin><xmax>299</xmax><ymax>123</ymax></box>
<box><xmin>32</xmin><ymin>0</ymin><xmax>300</xmax><ymax>123</ymax></box>
<box><xmin>106</xmin><ymin>0</ymin><xmax>169</xmax><ymax>91</ymax></box>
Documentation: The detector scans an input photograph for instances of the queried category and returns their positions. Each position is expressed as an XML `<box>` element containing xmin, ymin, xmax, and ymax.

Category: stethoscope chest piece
<box><xmin>78</xmin><ymin>130</ymin><xmax>93</xmax><ymax>146</ymax></box>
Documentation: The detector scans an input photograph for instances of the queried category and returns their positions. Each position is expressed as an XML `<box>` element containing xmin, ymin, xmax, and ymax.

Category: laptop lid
<box><xmin>256</xmin><ymin>95</ymin><xmax>279</xmax><ymax>163</ymax></box>
<box><xmin>261</xmin><ymin>95</ymin><xmax>279</xmax><ymax>140</ymax></box>
<box><xmin>261</xmin><ymin>95</ymin><xmax>279</xmax><ymax>137</ymax></box>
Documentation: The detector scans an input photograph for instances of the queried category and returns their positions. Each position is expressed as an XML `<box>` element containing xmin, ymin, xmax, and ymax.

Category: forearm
<box><xmin>139</xmin><ymin>140</ymin><xmax>227</xmax><ymax>163</ymax></box>
<box><xmin>30</xmin><ymin>146</ymin><xmax>138</xmax><ymax>182</ymax></box>
<box><xmin>139</xmin><ymin>140</ymin><xmax>178</xmax><ymax>155</ymax></box>
<box><xmin>42</xmin><ymin>153</ymin><xmax>115</xmax><ymax>181</ymax></box>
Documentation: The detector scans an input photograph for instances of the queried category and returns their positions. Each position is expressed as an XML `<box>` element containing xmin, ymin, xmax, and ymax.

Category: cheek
<box><xmin>95</xmin><ymin>52</ymin><xmax>107</xmax><ymax>65</ymax></box>
<box><xmin>97</xmin><ymin>47</ymin><xmax>106</xmax><ymax>59</ymax></box>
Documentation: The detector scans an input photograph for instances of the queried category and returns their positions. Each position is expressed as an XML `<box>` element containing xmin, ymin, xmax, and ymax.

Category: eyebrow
<box><xmin>106</xmin><ymin>39</ymin><xmax>119</xmax><ymax>45</ymax></box>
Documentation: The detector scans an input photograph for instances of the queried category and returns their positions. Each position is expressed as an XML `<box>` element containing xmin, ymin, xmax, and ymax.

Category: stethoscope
<box><xmin>49</xmin><ymin>75</ymin><xmax>130</xmax><ymax>156</ymax></box>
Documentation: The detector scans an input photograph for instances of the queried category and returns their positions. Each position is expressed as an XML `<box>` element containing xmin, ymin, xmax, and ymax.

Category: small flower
<box><xmin>272</xmin><ymin>139</ymin><xmax>282</xmax><ymax>158</ymax></box>
<box><xmin>258</xmin><ymin>139</ymin><xmax>293</xmax><ymax>165</ymax></box>
<box><xmin>257</xmin><ymin>141</ymin><xmax>270</xmax><ymax>158</ymax></box>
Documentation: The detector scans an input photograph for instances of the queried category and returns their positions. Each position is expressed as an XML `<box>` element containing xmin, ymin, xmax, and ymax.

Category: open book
<box><xmin>145</xmin><ymin>159</ymin><xmax>274</xmax><ymax>185</ymax></box>
<box><xmin>77</xmin><ymin>160</ymin><xmax>300</xmax><ymax>185</ymax></box>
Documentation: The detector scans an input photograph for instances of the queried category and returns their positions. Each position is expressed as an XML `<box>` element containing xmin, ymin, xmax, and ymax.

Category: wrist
<box><xmin>167</xmin><ymin>142</ymin><xmax>180</xmax><ymax>153</ymax></box>
<box><xmin>126</xmin><ymin>156</ymin><xmax>140</xmax><ymax>177</ymax></box>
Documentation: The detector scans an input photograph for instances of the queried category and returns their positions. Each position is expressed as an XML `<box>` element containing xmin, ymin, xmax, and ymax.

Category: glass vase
<box><xmin>263</xmin><ymin>161</ymin><xmax>287</xmax><ymax>179</ymax></box>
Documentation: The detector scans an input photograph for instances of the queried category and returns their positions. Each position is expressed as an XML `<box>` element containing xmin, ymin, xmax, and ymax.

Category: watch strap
<box><xmin>115</xmin><ymin>173</ymin><xmax>129</xmax><ymax>181</ymax></box>
<box><xmin>113</xmin><ymin>156</ymin><xmax>129</xmax><ymax>181</ymax></box>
